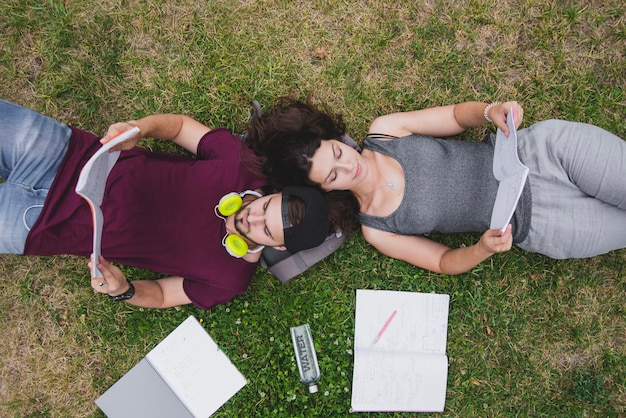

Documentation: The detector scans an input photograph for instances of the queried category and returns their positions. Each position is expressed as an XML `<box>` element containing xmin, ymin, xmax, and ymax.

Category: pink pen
<box><xmin>373</xmin><ymin>310</ymin><xmax>397</xmax><ymax>344</ymax></box>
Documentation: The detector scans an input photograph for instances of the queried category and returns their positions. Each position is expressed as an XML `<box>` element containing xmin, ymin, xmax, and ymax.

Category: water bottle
<box><xmin>290</xmin><ymin>324</ymin><xmax>321</xmax><ymax>393</ymax></box>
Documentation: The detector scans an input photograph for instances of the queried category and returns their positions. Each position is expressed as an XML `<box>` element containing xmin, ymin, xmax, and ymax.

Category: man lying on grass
<box><xmin>0</xmin><ymin>99</ymin><xmax>329</xmax><ymax>310</ymax></box>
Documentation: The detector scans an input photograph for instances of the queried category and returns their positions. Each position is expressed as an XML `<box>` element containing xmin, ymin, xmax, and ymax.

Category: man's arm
<box><xmin>101</xmin><ymin>114</ymin><xmax>212</xmax><ymax>155</ymax></box>
<box><xmin>90</xmin><ymin>256</ymin><xmax>192</xmax><ymax>309</ymax></box>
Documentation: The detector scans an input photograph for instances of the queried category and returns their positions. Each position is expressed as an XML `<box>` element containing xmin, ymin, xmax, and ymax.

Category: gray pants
<box><xmin>516</xmin><ymin>120</ymin><xmax>626</xmax><ymax>259</ymax></box>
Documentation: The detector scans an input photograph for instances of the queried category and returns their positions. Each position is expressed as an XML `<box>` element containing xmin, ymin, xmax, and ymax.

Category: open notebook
<box><xmin>96</xmin><ymin>316</ymin><xmax>246</xmax><ymax>417</ymax></box>
<box><xmin>351</xmin><ymin>289</ymin><xmax>450</xmax><ymax>412</ymax></box>
<box><xmin>75</xmin><ymin>127</ymin><xmax>140</xmax><ymax>278</ymax></box>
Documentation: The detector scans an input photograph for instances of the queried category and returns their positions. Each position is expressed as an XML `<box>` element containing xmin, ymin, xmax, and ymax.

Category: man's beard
<box><xmin>234</xmin><ymin>207</ymin><xmax>252</xmax><ymax>241</ymax></box>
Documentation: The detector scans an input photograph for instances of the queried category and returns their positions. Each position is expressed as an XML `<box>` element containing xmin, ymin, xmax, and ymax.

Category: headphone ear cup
<box><xmin>218</xmin><ymin>193</ymin><xmax>243</xmax><ymax>216</ymax></box>
<box><xmin>224</xmin><ymin>234</ymin><xmax>249</xmax><ymax>258</ymax></box>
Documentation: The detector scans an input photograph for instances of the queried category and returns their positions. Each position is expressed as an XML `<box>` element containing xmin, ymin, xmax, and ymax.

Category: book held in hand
<box><xmin>75</xmin><ymin>127</ymin><xmax>140</xmax><ymax>278</ymax></box>
<box><xmin>489</xmin><ymin>107</ymin><xmax>529</xmax><ymax>234</ymax></box>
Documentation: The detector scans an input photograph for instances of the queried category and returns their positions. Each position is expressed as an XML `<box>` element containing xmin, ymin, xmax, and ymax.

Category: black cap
<box><xmin>281</xmin><ymin>186</ymin><xmax>329</xmax><ymax>253</ymax></box>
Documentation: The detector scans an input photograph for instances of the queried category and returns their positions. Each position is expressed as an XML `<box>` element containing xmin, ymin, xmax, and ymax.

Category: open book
<box><xmin>75</xmin><ymin>127</ymin><xmax>140</xmax><ymax>278</ymax></box>
<box><xmin>489</xmin><ymin>107</ymin><xmax>529</xmax><ymax>234</ymax></box>
<box><xmin>351</xmin><ymin>289</ymin><xmax>450</xmax><ymax>412</ymax></box>
<box><xmin>96</xmin><ymin>316</ymin><xmax>247</xmax><ymax>418</ymax></box>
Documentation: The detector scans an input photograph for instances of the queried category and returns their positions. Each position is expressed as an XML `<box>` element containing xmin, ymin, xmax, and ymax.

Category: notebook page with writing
<box><xmin>351</xmin><ymin>290</ymin><xmax>449</xmax><ymax>412</ymax></box>
<box><xmin>146</xmin><ymin>316</ymin><xmax>247</xmax><ymax>417</ymax></box>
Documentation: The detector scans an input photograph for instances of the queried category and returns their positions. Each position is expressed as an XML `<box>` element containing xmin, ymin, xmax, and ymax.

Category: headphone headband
<box><xmin>216</xmin><ymin>190</ymin><xmax>265</xmax><ymax>258</ymax></box>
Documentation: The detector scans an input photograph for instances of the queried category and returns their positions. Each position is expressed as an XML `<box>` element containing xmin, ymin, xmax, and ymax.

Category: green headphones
<box><xmin>215</xmin><ymin>191</ymin><xmax>264</xmax><ymax>258</ymax></box>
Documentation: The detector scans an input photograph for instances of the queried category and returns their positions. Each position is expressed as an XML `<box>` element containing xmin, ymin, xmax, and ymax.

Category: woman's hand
<box><xmin>100</xmin><ymin>121</ymin><xmax>142</xmax><ymax>151</ymax></box>
<box><xmin>478</xmin><ymin>225</ymin><xmax>513</xmax><ymax>254</ymax></box>
<box><xmin>89</xmin><ymin>255</ymin><xmax>129</xmax><ymax>295</ymax></box>
<box><xmin>486</xmin><ymin>102</ymin><xmax>524</xmax><ymax>136</ymax></box>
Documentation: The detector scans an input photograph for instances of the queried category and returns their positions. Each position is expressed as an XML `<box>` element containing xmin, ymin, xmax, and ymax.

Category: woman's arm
<box><xmin>362</xmin><ymin>225</ymin><xmax>513</xmax><ymax>275</ymax></box>
<box><xmin>100</xmin><ymin>114</ymin><xmax>212</xmax><ymax>155</ymax></box>
<box><xmin>368</xmin><ymin>101</ymin><xmax>523</xmax><ymax>139</ymax></box>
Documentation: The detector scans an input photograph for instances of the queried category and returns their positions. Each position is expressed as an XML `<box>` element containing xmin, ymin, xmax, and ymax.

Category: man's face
<box><xmin>225</xmin><ymin>193</ymin><xmax>286</xmax><ymax>249</ymax></box>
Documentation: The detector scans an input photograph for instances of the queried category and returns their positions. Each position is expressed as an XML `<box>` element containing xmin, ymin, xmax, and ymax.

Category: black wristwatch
<box><xmin>108</xmin><ymin>280</ymin><xmax>135</xmax><ymax>301</ymax></box>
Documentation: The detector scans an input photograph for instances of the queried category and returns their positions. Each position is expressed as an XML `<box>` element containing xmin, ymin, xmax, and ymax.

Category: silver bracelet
<box><xmin>483</xmin><ymin>102</ymin><xmax>501</xmax><ymax>123</ymax></box>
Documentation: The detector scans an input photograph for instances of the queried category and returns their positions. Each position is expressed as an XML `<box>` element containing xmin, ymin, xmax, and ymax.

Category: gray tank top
<box><xmin>357</xmin><ymin>134</ymin><xmax>530</xmax><ymax>243</ymax></box>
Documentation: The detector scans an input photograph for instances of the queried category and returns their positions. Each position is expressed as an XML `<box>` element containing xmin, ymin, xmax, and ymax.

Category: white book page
<box><xmin>490</xmin><ymin>107</ymin><xmax>529</xmax><ymax>233</ymax></box>
<box><xmin>75</xmin><ymin>127</ymin><xmax>140</xmax><ymax>277</ymax></box>
<box><xmin>354</xmin><ymin>289</ymin><xmax>449</xmax><ymax>354</ymax></box>
<box><xmin>146</xmin><ymin>316</ymin><xmax>247</xmax><ymax>418</ymax></box>
<box><xmin>351</xmin><ymin>290</ymin><xmax>450</xmax><ymax>412</ymax></box>
<box><xmin>351</xmin><ymin>351</ymin><xmax>448</xmax><ymax>412</ymax></box>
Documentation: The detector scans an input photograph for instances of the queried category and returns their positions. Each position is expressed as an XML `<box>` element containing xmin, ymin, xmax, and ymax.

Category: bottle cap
<box><xmin>308</xmin><ymin>384</ymin><xmax>318</xmax><ymax>394</ymax></box>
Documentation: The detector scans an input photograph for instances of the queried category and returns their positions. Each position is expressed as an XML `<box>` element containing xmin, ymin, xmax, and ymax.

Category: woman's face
<box><xmin>309</xmin><ymin>140</ymin><xmax>364</xmax><ymax>191</ymax></box>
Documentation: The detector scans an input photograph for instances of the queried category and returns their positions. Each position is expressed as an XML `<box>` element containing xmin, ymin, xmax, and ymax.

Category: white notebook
<box><xmin>75</xmin><ymin>127</ymin><xmax>140</xmax><ymax>278</ymax></box>
<box><xmin>489</xmin><ymin>107</ymin><xmax>529</xmax><ymax>234</ymax></box>
<box><xmin>96</xmin><ymin>316</ymin><xmax>246</xmax><ymax>417</ymax></box>
<box><xmin>351</xmin><ymin>290</ymin><xmax>450</xmax><ymax>412</ymax></box>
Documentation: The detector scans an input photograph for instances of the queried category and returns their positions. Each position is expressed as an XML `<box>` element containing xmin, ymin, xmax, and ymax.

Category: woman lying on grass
<box><xmin>245</xmin><ymin>98</ymin><xmax>626</xmax><ymax>275</ymax></box>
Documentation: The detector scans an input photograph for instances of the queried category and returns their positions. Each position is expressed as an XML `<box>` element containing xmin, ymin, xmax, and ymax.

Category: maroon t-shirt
<box><xmin>24</xmin><ymin>126</ymin><xmax>266</xmax><ymax>309</ymax></box>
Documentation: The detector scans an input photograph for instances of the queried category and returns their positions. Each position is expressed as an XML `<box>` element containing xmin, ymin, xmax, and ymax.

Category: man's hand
<box><xmin>89</xmin><ymin>255</ymin><xmax>128</xmax><ymax>295</ymax></box>
<box><xmin>100</xmin><ymin>122</ymin><xmax>142</xmax><ymax>151</ymax></box>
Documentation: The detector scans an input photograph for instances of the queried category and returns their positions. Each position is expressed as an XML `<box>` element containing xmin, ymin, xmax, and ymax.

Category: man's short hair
<box><xmin>281</xmin><ymin>186</ymin><xmax>329</xmax><ymax>253</ymax></box>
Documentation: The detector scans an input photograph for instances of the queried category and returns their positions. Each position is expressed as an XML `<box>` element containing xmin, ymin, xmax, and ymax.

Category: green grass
<box><xmin>1</xmin><ymin>0</ymin><xmax>625</xmax><ymax>417</ymax></box>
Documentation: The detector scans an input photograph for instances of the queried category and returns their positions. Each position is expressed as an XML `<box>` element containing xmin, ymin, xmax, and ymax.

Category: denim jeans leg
<box><xmin>0</xmin><ymin>99</ymin><xmax>71</xmax><ymax>254</ymax></box>
<box><xmin>0</xmin><ymin>182</ymin><xmax>48</xmax><ymax>253</ymax></box>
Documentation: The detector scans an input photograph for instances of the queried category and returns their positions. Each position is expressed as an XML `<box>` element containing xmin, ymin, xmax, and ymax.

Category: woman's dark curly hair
<box><xmin>245</xmin><ymin>96</ymin><xmax>360</xmax><ymax>235</ymax></box>
<box><xmin>245</xmin><ymin>96</ymin><xmax>346</xmax><ymax>190</ymax></box>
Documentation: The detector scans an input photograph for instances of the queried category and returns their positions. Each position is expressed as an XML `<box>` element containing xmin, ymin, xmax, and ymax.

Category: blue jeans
<box><xmin>0</xmin><ymin>99</ymin><xmax>71</xmax><ymax>253</ymax></box>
